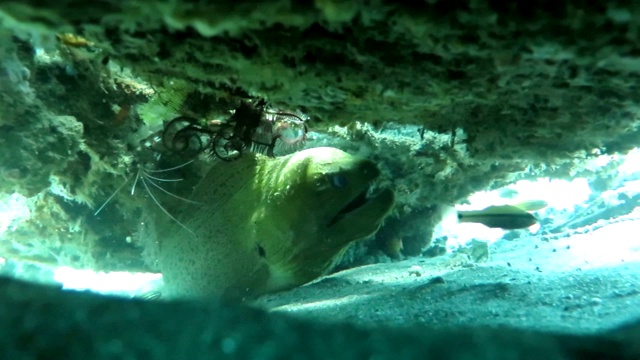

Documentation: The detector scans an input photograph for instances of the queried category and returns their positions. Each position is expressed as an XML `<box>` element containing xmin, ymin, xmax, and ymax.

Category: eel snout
<box><xmin>326</xmin><ymin>158</ymin><xmax>393</xmax><ymax>230</ymax></box>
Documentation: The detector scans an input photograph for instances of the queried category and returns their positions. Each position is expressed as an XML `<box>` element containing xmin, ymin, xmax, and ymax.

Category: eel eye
<box><xmin>257</xmin><ymin>244</ymin><xmax>266</xmax><ymax>258</ymax></box>
<box><xmin>331</xmin><ymin>174</ymin><xmax>347</xmax><ymax>188</ymax></box>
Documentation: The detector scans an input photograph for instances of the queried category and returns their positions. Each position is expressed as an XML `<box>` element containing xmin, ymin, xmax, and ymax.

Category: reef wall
<box><xmin>1</xmin><ymin>0</ymin><xmax>639</xmax><ymax>269</ymax></box>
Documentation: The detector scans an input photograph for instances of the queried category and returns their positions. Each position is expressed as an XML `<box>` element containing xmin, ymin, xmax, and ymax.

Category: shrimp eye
<box><xmin>330</xmin><ymin>174</ymin><xmax>347</xmax><ymax>188</ymax></box>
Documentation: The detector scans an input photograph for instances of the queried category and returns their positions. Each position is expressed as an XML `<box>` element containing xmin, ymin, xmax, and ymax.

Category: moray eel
<box><xmin>157</xmin><ymin>147</ymin><xmax>394</xmax><ymax>300</ymax></box>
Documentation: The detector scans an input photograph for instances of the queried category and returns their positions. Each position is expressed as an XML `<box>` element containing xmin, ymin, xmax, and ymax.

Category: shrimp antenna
<box><xmin>142</xmin><ymin>170</ymin><xmax>200</xmax><ymax>204</ymax></box>
<box><xmin>140</xmin><ymin>175</ymin><xmax>195</xmax><ymax>235</ymax></box>
<box><xmin>94</xmin><ymin>159</ymin><xmax>198</xmax><ymax>216</ymax></box>
<box><xmin>94</xmin><ymin>174</ymin><xmax>133</xmax><ymax>216</ymax></box>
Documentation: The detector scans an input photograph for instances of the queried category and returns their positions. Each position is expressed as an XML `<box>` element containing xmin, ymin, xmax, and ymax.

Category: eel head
<box><xmin>256</xmin><ymin>147</ymin><xmax>395</xmax><ymax>288</ymax></box>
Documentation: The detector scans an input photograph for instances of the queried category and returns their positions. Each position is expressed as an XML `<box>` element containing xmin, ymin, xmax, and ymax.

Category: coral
<box><xmin>0</xmin><ymin>30</ymin><xmax>154</xmax><ymax>270</ymax></box>
<box><xmin>137</xmin><ymin>78</ymin><xmax>191</xmax><ymax>129</ymax></box>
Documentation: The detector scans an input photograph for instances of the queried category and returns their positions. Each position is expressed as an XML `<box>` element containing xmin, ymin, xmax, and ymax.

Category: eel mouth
<box><xmin>327</xmin><ymin>184</ymin><xmax>379</xmax><ymax>228</ymax></box>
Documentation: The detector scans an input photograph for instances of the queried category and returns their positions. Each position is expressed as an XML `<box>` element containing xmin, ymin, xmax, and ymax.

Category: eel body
<box><xmin>157</xmin><ymin>147</ymin><xmax>394</xmax><ymax>300</ymax></box>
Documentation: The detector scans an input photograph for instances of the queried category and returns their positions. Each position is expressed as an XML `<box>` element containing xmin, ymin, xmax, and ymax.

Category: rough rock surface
<box><xmin>0</xmin><ymin>276</ymin><xmax>638</xmax><ymax>360</ymax></box>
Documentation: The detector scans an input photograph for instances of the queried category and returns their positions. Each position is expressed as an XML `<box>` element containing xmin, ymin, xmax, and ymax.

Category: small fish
<box><xmin>457</xmin><ymin>204</ymin><xmax>539</xmax><ymax>230</ymax></box>
<box><xmin>56</xmin><ymin>33</ymin><xmax>95</xmax><ymax>47</ymax></box>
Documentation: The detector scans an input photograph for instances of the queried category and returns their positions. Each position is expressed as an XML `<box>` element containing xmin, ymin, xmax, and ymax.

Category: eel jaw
<box><xmin>326</xmin><ymin>185</ymin><xmax>395</xmax><ymax>239</ymax></box>
<box><xmin>327</xmin><ymin>184</ymin><xmax>372</xmax><ymax>227</ymax></box>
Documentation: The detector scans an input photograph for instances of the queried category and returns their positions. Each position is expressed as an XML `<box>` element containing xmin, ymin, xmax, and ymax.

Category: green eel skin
<box><xmin>157</xmin><ymin>147</ymin><xmax>395</xmax><ymax>300</ymax></box>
